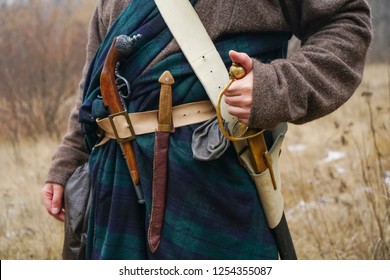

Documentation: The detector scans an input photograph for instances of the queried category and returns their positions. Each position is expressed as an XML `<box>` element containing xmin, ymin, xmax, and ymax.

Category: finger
<box><xmin>224</xmin><ymin>70</ymin><xmax>254</xmax><ymax>97</ymax></box>
<box><xmin>51</xmin><ymin>184</ymin><xmax>64</xmax><ymax>216</ymax></box>
<box><xmin>229</xmin><ymin>50</ymin><xmax>253</xmax><ymax>72</ymax></box>
<box><xmin>224</xmin><ymin>87</ymin><xmax>241</xmax><ymax>97</ymax></box>
<box><xmin>227</xmin><ymin>106</ymin><xmax>250</xmax><ymax>124</ymax></box>
<box><xmin>55</xmin><ymin>209</ymin><xmax>66</xmax><ymax>222</ymax></box>
<box><xmin>41</xmin><ymin>183</ymin><xmax>65</xmax><ymax>222</ymax></box>
<box><xmin>224</xmin><ymin>94</ymin><xmax>252</xmax><ymax>108</ymax></box>
<box><xmin>41</xmin><ymin>183</ymin><xmax>54</xmax><ymax>213</ymax></box>
<box><xmin>224</xmin><ymin>78</ymin><xmax>248</xmax><ymax>97</ymax></box>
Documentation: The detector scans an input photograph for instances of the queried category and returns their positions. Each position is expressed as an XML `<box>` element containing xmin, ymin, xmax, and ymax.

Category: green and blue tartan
<box><xmin>79</xmin><ymin>0</ymin><xmax>291</xmax><ymax>259</ymax></box>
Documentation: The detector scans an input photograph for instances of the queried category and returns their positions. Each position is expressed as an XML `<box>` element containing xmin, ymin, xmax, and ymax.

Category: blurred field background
<box><xmin>0</xmin><ymin>0</ymin><xmax>389</xmax><ymax>260</ymax></box>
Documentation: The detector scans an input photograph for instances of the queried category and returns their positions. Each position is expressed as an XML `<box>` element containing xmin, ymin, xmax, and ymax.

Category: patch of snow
<box><xmin>317</xmin><ymin>151</ymin><xmax>346</xmax><ymax>164</ymax></box>
<box><xmin>287</xmin><ymin>144</ymin><xmax>306</xmax><ymax>153</ymax></box>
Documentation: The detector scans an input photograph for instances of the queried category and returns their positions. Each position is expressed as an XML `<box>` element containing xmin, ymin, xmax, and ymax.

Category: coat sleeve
<box><xmin>46</xmin><ymin>0</ymin><xmax>130</xmax><ymax>186</ymax></box>
<box><xmin>249</xmin><ymin>0</ymin><xmax>372</xmax><ymax>129</ymax></box>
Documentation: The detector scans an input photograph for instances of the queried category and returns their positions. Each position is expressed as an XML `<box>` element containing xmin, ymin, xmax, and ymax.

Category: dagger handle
<box><xmin>158</xmin><ymin>71</ymin><xmax>175</xmax><ymax>132</ymax></box>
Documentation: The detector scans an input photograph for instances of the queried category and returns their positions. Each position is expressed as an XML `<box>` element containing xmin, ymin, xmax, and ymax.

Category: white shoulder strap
<box><xmin>155</xmin><ymin>0</ymin><xmax>288</xmax><ymax>231</ymax></box>
<box><xmin>154</xmin><ymin>0</ymin><xmax>236</xmax><ymax>127</ymax></box>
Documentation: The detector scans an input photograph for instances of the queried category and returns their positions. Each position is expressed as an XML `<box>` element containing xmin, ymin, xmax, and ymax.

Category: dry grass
<box><xmin>0</xmin><ymin>140</ymin><xmax>64</xmax><ymax>259</ymax></box>
<box><xmin>281</xmin><ymin>63</ymin><xmax>390</xmax><ymax>259</ymax></box>
<box><xmin>0</xmin><ymin>63</ymin><xmax>389</xmax><ymax>260</ymax></box>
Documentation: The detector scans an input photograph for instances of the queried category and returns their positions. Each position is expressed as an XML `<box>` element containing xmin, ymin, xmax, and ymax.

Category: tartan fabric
<box><xmin>80</xmin><ymin>0</ymin><xmax>291</xmax><ymax>259</ymax></box>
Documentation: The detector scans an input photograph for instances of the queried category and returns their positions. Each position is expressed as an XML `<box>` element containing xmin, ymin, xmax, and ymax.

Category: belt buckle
<box><xmin>108</xmin><ymin>110</ymin><xmax>136</xmax><ymax>143</ymax></box>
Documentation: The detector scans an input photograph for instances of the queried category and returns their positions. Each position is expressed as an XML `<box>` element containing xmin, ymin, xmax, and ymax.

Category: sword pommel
<box><xmin>158</xmin><ymin>70</ymin><xmax>175</xmax><ymax>85</ymax></box>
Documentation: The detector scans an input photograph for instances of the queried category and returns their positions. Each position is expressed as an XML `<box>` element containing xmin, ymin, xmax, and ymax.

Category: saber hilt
<box><xmin>216</xmin><ymin>63</ymin><xmax>265</xmax><ymax>141</ymax></box>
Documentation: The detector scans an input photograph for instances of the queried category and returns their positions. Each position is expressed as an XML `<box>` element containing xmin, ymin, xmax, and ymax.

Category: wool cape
<box><xmin>79</xmin><ymin>0</ymin><xmax>292</xmax><ymax>259</ymax></box>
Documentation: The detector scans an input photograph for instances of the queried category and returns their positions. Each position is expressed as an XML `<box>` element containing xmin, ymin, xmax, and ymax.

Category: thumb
<box><xmin>229</xmin><ymin>50</ymin><xmax>253</xmax><ymax>72</ymax></box>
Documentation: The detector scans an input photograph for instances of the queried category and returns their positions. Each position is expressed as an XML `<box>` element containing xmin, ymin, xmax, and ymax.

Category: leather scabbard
<box><xmin>148</xmin><ymin>131</ymin><xmax>170</xmax><ymax>252</ymax></box>
<box><xmin>148</xmin><ymin>71</ymin><xmax>174</xmax><ymax>253</ymax></box>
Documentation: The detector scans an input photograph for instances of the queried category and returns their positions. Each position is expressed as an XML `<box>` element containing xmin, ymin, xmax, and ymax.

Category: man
<box><xmin>42</xmin><ymin>0</ymin><xmax>372</xmax><ymax>259</ymax></box>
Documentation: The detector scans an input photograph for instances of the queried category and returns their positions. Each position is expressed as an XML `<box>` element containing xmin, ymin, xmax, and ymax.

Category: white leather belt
<box><xmin>96</xmin><ymin>100</ymin><xmax>215</xmax><ymax>146</ymax></box>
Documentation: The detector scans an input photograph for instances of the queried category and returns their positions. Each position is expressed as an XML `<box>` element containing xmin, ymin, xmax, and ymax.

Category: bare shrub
<box><xmin>0</xmin><ymin>0</ymin><xmax>94</xmax><ymax>141</ymax></box>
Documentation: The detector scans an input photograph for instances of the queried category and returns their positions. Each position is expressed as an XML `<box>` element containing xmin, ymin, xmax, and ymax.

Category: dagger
<box><xmin>148</xmin><ymin>71</ymin><xmax>175</xmax><ymax>253</ymax></box>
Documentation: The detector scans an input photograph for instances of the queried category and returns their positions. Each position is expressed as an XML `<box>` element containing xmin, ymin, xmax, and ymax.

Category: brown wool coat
<box><xmin>46</xmin><ymin>0</ymin><xmax>372</xmax><ymax>186</ymax></box>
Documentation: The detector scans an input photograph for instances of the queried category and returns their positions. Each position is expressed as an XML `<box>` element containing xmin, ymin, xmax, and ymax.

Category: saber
<box><xmin>100</xmin><ymin>35</ymin><xmax>145</xmax><ymax>204</ymax></box>
<box><xmin>218</xmin><ymin>64</ymin><xmax>297</xmax><ymax>260</ymax></box>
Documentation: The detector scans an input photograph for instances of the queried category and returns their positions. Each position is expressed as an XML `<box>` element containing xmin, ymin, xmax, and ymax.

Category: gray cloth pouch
<box><xmin>62</xmin><ymin>162</ymin><xmax>92</xmax><ymax>260</ymax></box>
<box><xmin>191</xmin><ymin>116</ymin><xmax>230</xmax><ymax>161</ymax></box>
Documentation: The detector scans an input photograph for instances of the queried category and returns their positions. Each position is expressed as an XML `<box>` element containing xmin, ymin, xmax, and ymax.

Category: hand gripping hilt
<box><xmin>216</xmin><ymin>63</ymin><xmax>265</xmax><ymax>142</ymax></box>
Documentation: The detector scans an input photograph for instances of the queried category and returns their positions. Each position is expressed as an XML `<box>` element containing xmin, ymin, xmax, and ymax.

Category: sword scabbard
<box><xmin>247</xmin><ymin>132</ymin><xmax>296</xmax><ymax>259</ymax></box>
